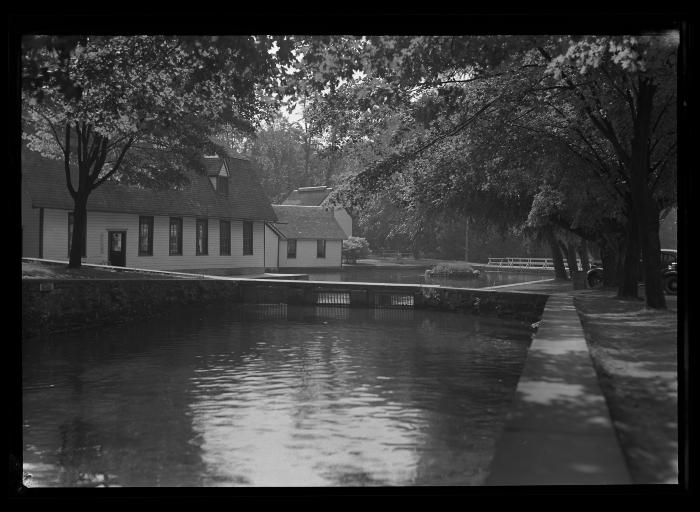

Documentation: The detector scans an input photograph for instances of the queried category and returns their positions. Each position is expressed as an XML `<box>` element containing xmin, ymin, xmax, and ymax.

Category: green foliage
<box><xmin>21</xmin><ymin>35</ymin><xmax>296</xmax><ymax>267</ymax></box>
<box><xmin>343</xmin><ymin>236</ymin><xmax>370</xmax><ymax>254</ymax></box>
<box><xmin>341</xmin><ymin>236</ymin><xmax>370</xmax><ymax>263</ymax></box>
<box><xmin>294</xmin><ymin>35</ymin><xmax>676</xmax><ymax>308</ymax></box>
<box><xmin>22</xmin><ymin>35</ymin><xmax>293</xmax><ymax>189</ymax></box>
<box><xmin>431</xmin><ymin>262</ymin><xmax>475</xmax><ymax>275</ymax></box>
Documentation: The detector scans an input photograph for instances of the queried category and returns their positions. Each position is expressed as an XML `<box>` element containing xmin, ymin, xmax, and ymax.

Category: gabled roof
<box><xmin>282</xmin><ymin>186</ymin><xmax>334</xmax><ymax>206</ymax></box>
<box><xmin>21</xmin><ymin>147</ymin><xmax>277</xmax><ymax>221</ymax></box>
<box><xmin>271</xmin><ymin>205</ymin><xmax>348</xmax><ymax>240</ymax></box>
<box><xmin>204</xmin><ymin>156</ymin><xmax>227</xmax><ymax>176</ymax></box>
<box><xmin>223</xmin><ymin>156</ymin><xmax>277</xmax><ymax>220</ymax></box>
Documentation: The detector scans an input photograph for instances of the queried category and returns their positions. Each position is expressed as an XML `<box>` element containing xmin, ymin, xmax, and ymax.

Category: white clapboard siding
<box><xmin>42</xmin><ymin>208</ymin><xmax>71</xmax><ymax>261</ymax></box>
<box><xmin>264</xmin><ymin>224</ymin><xmax>280</xmax><ymax>269</ymax></box>
<box><xmin>278</xmin><ymin>238</ymin><xmax>342</xmax><ymax>268</ymax></box>
<box><xmin>40</xmin><ymin>208</ymin><xmax>265</xmax><ymax>270</ymax></box>
<box><xmin>22</xmin><ymin>187</ymin><xmax>42</xmax><ymax>258</ymax></box>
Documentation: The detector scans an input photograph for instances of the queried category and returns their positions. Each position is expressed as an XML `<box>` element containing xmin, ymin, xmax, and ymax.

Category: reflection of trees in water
<box><xmin>24</xmin><ymin>303</ymin><xmax>533</xmax><ymax>486</ymax></box>
<box><xmin>239</xmin><ymin>309</ymin><xmax>529</xmax><ymax>485</ymax></box>
<box><xmin>23</xmin><ymin>306</ymin><xmax>269</xmax><ymax>487</ymax></box>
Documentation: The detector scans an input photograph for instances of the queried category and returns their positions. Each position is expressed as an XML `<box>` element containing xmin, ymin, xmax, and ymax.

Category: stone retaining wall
<box><xmin>22</xmin><ymin>278</ymin><xmax>548</xmax><ymax>339</ymax></box>
<box><xmin>235</xmin><ymin>279</ymin><xmax>548</xmax><ymax>323</ymax></box>
<box><xmin>22</xmin><ymin>279</ymin><xmax>241</xmax><ymax>339</ymax></box>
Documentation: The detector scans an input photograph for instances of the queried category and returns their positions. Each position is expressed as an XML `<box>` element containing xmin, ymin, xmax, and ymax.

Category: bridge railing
<box><xmin>486</xmin><ymin>257</ymin><xmax>582</xmax><ymax>270</ymax></box>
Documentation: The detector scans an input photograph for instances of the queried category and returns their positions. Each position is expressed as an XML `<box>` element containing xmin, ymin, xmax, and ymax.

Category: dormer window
<box><xmin>210</xmin><ymin>160</ymin><xmax>229</xmax><ymax>196</ymax></box>
<box><xmin>217</xmin><ymin>175</ymin><xmax>228</xmax><ymax>195</ymax></box>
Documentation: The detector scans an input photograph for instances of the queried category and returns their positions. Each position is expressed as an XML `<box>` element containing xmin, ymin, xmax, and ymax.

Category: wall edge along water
<box><xmin>22</xmin><ymin>274</ymin><xmax>549</xmax><ymax>339</ymax></box>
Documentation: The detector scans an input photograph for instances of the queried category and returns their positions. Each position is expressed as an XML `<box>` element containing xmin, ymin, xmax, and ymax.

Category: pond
<box><xmin>23</xmin><ymin>303</ymin><xmax>533</xmax><ymax>487</ymax></box>
<box><xmin>307</xmin><ymin>265</ymin><xmax>551</xmax><ymax>288</ymax></box>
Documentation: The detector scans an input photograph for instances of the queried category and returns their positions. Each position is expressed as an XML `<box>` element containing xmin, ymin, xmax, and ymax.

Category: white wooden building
<box><xmin>281</xmin><ymin>186</ymin><xmax>352</xmax><ymax>238</ymax></box>
<box><xmin>265</xmin><ymin>205</ymin><xmax>347</xmax><ymax>271</ymax></box>
<box><xmin>21</xmin><ymin>147</ymin><xmax>277</xmax><ymax>275</ymax></box>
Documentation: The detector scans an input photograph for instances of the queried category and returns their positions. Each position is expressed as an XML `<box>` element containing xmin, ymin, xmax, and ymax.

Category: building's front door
<box><xmin>108</xmin><ymin>231</ymin><xmax>127</xmax><ymax>267</ymax></box>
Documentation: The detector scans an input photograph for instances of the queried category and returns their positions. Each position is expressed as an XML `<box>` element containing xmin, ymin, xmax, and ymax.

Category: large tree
<box><xmin>539</xmin><ymin>35</ymin><xmax>678</xmax><ymax>307</ymax></box>
<box><xmin>293</xmin><ymin>34</ymin><xmax>677</xmax><ymax>308</ymax></box>
<box><xmin>21</xmin><ymin>35</ymin><xmax>294</xmax><ymax>267</ymax></box>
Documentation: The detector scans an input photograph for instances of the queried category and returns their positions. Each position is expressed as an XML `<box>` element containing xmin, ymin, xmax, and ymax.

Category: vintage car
<box><xmin>662</xmin><ymin>261</ymin><xmax>677</xmax><ymax>295</ymax></box>
<box><xmin>587</xmin><ymin>249</ymin><xmax>677</xmax><ymax>294</ymax></box>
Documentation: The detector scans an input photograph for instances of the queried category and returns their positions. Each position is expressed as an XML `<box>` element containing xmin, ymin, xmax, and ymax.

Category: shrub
<box><xmin>432</xmin><ymin>262</ymin><xmax>475</xmax><ymax>275</ymax></box>
<box><xmin>342</xmin><ymin>237</ymin><xmax>370</xmax><ymax>263</ymax></box>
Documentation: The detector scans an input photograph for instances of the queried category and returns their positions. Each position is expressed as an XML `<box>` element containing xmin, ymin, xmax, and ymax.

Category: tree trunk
<box><xmin>303</xmin><ymin>136</ymin><xmax>311</xmax><ymax>184</ymax></box>
<box><xmin>68</xmin><ymin>194</ymin><xmax>88</xmax><ymax>268</ymax></box>
<box><xmin>561</xmin><ymin>241</ymin><xmax>579</xmax><ymax>278</ymax></box>
<box><xmin>629</xmin><ymin>78</ymin><xmax>666</xmax><ymax>309</ymax></box>
<box><xmin>578</xmin><ymin>240</ymin><xmax>590</xmax><ymax>273</ymax></box>
<box><xmin>325</xmin><ymin>126</ymin><xmax>338</xmax><ymax>186</ymax></box>
<box><xmin>547</xmin><ymin>230</ymin><xmax>568</xmax><ymax>279</ymax></box>
<box><xmin>617</xmin><ymin>214</ymin><xmax>640</xmax><ymax>299</ymax></box>
<box><xmin>599</xmin><ymin>238</ymin><xmax>620</xmax><ymax>287</ymax></box>
<box><xmin>464</xmin><ymin>216</ymin><xmax>470</xmax><ymax>262</ymax></box>
<box><xmin>639</xmin><ymin>201</ymin><xmax>666</xmax><ymax>308</ymax></box>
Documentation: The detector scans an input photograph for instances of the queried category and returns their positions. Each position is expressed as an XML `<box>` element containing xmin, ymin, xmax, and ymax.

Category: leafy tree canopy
<box><xmin>22</xmin><ymin>35</ymin><xmax>296</xmax><ymax>189</ymax></box>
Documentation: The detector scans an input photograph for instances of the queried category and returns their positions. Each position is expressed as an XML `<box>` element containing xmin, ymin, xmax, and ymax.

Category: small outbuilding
<box><xmin>265</xmin><ymin>204</ymin><xmax>348</xmax><ymax>271</ymax></box>
<box><xmin>281</xmin><ymin>186</ymin><xmax>352</xmax><ymax>238</ymax></box>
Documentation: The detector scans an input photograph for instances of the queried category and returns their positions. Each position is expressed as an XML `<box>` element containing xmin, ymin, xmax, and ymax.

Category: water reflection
<box><xmin>23</xmin><ymin>304</ymin><xmax>532</xmax><ymax>487</ymax></box>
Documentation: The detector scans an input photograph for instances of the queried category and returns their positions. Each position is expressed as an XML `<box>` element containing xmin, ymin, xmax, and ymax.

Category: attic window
<box><xmin>217</xmin><ymin>176</ymin><xmax>228</xmax><ymax>195</ymax></box>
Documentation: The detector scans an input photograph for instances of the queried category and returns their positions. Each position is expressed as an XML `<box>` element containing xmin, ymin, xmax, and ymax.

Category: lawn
<box><xmin>22</xmin><ymin>260</ymin><xmax>203</xmax><ymax>280</ymax></box>
<box><xmin>575</xmin><ymin>290</ymin><xmax>679</xmax><ymax>484</ymax></box>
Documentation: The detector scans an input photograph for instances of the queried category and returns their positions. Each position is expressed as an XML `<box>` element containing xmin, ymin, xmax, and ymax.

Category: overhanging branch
<box><xmin>90</xmin><ymin>136</ymin><xmax>136</xmax><ymax>190</ymax></box>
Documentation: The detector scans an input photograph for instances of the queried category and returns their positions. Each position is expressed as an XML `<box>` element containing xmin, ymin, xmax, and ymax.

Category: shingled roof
<box><xmin>203</xmin><ymin>156</ymin><xmax>226</xmax><ymax>176</ymax></box>
<box><xmin>271</xmin><ymin>205</ymin><xmax>347</xmax><ymax>240</ymax></box>
<box><xmin>21</xmin><ymin>147</ymin><xmax>277</xmax><ymax>221</ymax></box>
<box><xmin>281</xmin><ymin>186</ymin><xmax>334</xmax><ymax>206</ymax></box>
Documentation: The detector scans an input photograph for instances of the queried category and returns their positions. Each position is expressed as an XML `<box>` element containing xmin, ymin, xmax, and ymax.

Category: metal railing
<box><xmin>486</xmin><ymin>257</ymin><xmax>582</xmax><ymax>270</ymax></box>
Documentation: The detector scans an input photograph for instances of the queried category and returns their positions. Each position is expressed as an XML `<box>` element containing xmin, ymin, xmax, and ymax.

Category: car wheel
<box><xmin>663</xmin><ymin>275</ymin><xmax>678</xmax><ymax>295</ymax></box>
<box><xmin>587</xmin><ymin>270</ymin><xmax>604</xmax><ymax>288</ymax></box>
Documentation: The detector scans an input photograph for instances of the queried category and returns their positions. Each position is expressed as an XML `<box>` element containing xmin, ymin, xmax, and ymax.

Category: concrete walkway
<box><xmin>486</xmin><ymin>293</ymin><xmax>632</xmax><ymax>485</ymax></box>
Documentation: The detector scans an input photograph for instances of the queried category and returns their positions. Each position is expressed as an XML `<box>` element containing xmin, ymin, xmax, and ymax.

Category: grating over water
<box><xmin>315</xmin><ymin>291</ymin><xmax>350</xmax><ymax>305</ymax></box>
<box><xmin>22</xmin><ymin>304</ymin><xmax>533</xmax><ymax>487</ymax></box>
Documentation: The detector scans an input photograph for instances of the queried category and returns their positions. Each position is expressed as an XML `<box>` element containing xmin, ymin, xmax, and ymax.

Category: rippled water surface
<box><xmin>23</xmin><ymin>304</ymin><xmax>532</xmax><ymax>487</ymax></box>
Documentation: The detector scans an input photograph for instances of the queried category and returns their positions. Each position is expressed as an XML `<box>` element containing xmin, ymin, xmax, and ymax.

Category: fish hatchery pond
<box><xmin>23</xmin><ymin>301</ymin><xmax>535</xmax><ymax>487</ymax></box>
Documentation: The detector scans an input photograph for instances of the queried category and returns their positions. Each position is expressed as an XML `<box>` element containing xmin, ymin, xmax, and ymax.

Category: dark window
<box><xmin>138</xmin><ymin>216</ymin><xmax>154</xmax><ymax>256</ymax></box>
<box><xmin>317</xmin><ymin>239</ymin><xmax>326</xmax><ymax>258</ymax></box>
<box><xmin>660</xmin><ymin>251</ymin><xmax>676</xmax><ymax>266</ymax></box>
<box><xmin>243</xmin><ymin>221</ymin><xmax>253</xmax><ymax>255</ymax></box>
<box><xmin>196</xmin><ymin>218</ymin><xmax>208</xmax><ymax>255</ymax></box>
<box><xmin>217</xmin><ymin>176</ymin><xmax>229</xmax><ymax>196</ymax></box>
<box><xmin>220</xmin><ymin>220</ymin><xmax>231</xmax><ymax>256</ymax></box>
<box><xmin>169</xmin><ymin>218</ymin><xmax>183</xmax><ymax>255</ymax></box>
<box><xmin>287</xmin><ymin>239</ymin><xmax>297</xmax><ymax>259</ymax></box>
<box><xmin>67</xmin><ymin>212</ymin><xmax>86</xmax><ymax>258</ymax></box>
